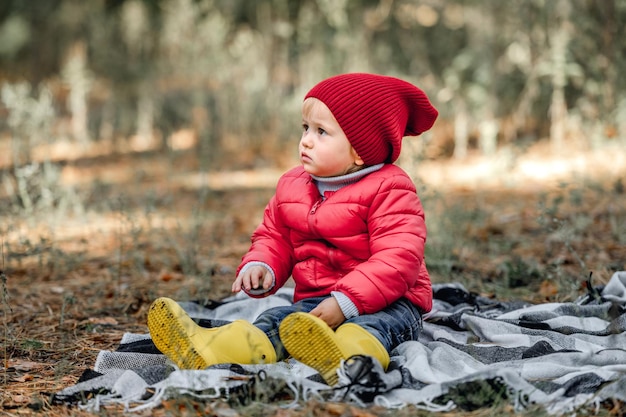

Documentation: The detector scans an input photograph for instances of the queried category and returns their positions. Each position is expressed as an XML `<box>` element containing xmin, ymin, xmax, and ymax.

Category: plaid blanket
<box><xmin>53</xmin><ymin>271</ymin><xmax>626</xmax><ymax>415</ymax></box>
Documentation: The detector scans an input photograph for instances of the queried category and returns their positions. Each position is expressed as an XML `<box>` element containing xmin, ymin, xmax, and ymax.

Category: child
<box><xmin>148</xmin><ymin>73</ymin><xmax>438</xmax><ymax>386</ymax></box>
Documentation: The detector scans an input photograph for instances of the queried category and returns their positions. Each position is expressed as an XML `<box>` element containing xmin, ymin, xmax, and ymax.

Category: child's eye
<box><xmin>302</xmin><ymin>124</ymin><xmax>309</xmax><ymax>132</ymax></box>
<box><xmin>318</xmin><ymin>128</ymin><xmax>327</xmax><ymax>135</ymax></box>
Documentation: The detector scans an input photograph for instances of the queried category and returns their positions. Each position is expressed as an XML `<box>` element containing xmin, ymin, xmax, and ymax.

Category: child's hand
<box><xmin>232</xmin><ymin>265</ymin><xmax>273</xmax><ymax>293</ymax></box>
<box><xmin>310</xmin><ymin>297</ymin><xmax>346</xmax><ymax>329</ymax></box>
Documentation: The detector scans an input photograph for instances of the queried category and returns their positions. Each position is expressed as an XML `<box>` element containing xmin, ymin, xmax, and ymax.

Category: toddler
<box><xmin>148</xmin><ymin>73</ymin><xmax>438</xmax><ymax>385</ymax></box>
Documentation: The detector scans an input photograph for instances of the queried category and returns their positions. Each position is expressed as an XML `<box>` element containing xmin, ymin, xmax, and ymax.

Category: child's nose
<box><xmin>300</xmin><ymin>131</ymin><xmax>314</xmax><ymax>147</ymax></box>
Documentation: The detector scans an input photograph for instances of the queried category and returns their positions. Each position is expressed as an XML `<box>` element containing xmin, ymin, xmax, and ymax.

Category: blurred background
<box><xmin>1</xmin><ymin>0</ymin><xmax>625</xmax><ymax>170</ymax></box>
<box><xmin>0</xmin><ymin>0</ymin><xmax>625</xmax><ymax>296</ymax></box>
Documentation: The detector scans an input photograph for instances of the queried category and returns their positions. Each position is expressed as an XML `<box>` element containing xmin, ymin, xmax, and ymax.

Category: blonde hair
<box><xmin>302</xmin><ymin>97</ymin><xmax>328</xmax><ymax>121</ymax></box>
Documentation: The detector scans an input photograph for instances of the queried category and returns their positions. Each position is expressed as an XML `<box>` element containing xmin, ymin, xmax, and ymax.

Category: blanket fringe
<box><xmin>55</xmin><ymin>272</ymin><xmax>626</xmax><ymax>414</ymax></box>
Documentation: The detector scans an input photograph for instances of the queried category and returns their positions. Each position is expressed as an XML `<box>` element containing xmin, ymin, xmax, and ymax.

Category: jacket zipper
<box><xmin>310</xmin><ymin>198</ymin><xmax>323</xmax><ymax>214</ymax></box>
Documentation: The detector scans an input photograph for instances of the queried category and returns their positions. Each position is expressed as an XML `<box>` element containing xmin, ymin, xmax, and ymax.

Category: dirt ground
<box><xmin>1</xmin><ymin>145</ymin><xmax>625</xmax><ymax>416</ymax></box>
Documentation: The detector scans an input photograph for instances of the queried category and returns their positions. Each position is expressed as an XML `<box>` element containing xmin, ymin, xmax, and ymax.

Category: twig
<box><xmin>2</xmin><ymin>239</ymin><xmax>12</xmax><ymax>384</ymax></box>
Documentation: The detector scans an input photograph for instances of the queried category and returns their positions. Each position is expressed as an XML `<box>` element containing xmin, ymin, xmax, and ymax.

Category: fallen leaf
<box><xmin>88</xmin><ymin>316</ymin><xmax>118</xmax><ymax>325</ymax></box>
<box><xmin>160</xmin><ymin>272</ymin><xmax>174</xmax><ymax>282</ymax></box>
<box><xmin>350</xmin><ymin>406</ymin><xmax>377</xmax><ymax>417</ymax></box>
<box><xmin>14</xmin><ymin>373</ymin><xmax>34</xmax><ymax>383</ymax></box>
<box><xmin>540</xmin><ymin>280</ymin><xmax>559</xmax><ymax>299</ymax></box>
<box><xmin>321</xmin><ymin>403</ymin><xmax>346</xmax><ymax>416</ymax></box>
<box><xmin>159</xmin><ymin>270</ymin><xmax>183</xmax><ymax>282</ymax></box>
<box><xmin>11</xmin><ymin>394</ymin><xmax>28</xmax><ymax>403</ymax></box>
<box><xmin>6</xmin><ymin>359</ymin><xmax>47</xmax><ymax>371</ymax></box>
<box><xmin>50</xmin><ymin>286</ymin><xmax>65</xmax><ymax>294</ymax></box>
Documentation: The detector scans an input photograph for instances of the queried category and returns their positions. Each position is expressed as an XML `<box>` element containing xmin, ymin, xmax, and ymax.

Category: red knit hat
<box><xmin>305</xmin><ymin>73</ymin><xmax>438</xmax><ymax>165</ymax></box>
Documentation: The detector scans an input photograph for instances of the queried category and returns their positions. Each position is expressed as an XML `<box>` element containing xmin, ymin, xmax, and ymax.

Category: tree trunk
<box><xmin>549</xmin><ymin>1</ymin><xmax>570</xmax><ymax>153</ymax></box>
<box><xmin>63</xmin><ymin>41</ymin><xmax>91</xmax><ymax>145</ymax></box>
<box><xmin>453</xmin><ymin>99</ymin><xmax>469</xmax><ymax>159</ymax></box>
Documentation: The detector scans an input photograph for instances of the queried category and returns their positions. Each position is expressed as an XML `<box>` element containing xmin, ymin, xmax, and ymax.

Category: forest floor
<box><xmin>1</xmin><ymin>140</ymin><xmax>625</xmax><ymax>417</ymax></box>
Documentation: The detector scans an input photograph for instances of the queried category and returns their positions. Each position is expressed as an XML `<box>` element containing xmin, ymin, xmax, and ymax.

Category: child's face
<box><xmin>299</xmin><ymin>98</ymin><xmax>363</xmax><ymax>177</ymax></box>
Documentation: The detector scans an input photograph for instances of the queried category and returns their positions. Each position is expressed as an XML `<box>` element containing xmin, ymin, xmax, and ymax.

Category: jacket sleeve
<box><xmin>237</xmin><ymin>194</ymin><xmax>296</xmax><ymax>297</ymax></box>
<box><xmin>335</xmin><ymin>175</ymin><xmax>427</xmax><ymax>314</ymax></box>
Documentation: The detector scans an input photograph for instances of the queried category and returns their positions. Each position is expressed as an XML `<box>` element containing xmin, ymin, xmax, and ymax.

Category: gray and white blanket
<box><xmin>54</xmin><ymin>271</ymin><xmax>626</xmax><ymax>415</ymax></box>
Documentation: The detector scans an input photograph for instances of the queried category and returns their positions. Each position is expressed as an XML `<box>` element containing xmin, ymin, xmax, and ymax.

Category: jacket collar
<box><xmin>311</xmin><ymin>163</ymin><xmax>384</xmax><ymax>197</ymax></box>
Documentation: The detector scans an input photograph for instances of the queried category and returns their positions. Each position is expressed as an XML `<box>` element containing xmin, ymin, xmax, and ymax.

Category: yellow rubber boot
<box><xmin>279</xmin><ymin>312</ymin><xmax>389</xmax><ymax>386</ymax></box>
<box><xmin>147</xmin><ymin>297</ymin><xmax>276</xmax><ymax>370</ymax></box>
<box><xmin>335</xmin><ymin>323</ymin><xmax>390</xmax><ymax>370</ymax></box>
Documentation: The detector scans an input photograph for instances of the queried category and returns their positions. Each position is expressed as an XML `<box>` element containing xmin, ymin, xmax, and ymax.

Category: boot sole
<box><xmin>147</xmin><ymin>297</ymin><xmax>209</xmax><ymax>370</ymax></box>
<box><xmin>279</xmin><ymin>312</ymin><xmax>345</xmax><ymax>386</ymax></box>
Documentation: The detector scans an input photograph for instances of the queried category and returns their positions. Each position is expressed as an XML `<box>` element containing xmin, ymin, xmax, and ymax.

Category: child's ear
<box><xmin>353</xmin><ymin>151</ymin><xmax>365</xmax><ymax>166</ymax></box>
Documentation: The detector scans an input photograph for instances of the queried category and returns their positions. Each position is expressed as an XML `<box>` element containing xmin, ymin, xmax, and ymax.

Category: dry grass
<box><xmin>1</xmin><ymin>145</ymin><xmax>625</xmax><ymax>416</ymax></box>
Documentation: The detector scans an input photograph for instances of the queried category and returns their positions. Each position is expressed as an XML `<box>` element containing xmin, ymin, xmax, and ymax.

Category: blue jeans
<box><xmin>253</xmin><ymin>296</ymin><xmax>423</xmax><ymax>360</ymax></box>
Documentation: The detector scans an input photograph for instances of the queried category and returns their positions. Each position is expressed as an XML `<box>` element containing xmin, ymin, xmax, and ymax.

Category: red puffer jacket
<box><xmin>238</xmin><ymin>164</ymin><xmax>432</xmax><ymax>314</ymax></box>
